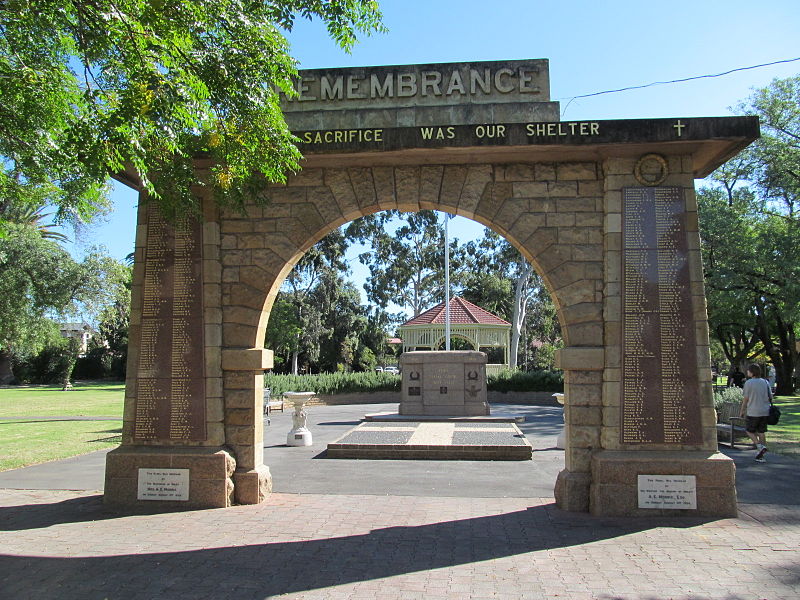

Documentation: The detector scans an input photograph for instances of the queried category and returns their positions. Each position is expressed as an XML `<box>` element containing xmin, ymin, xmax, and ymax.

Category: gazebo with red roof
<box><xmin>398</xmin><ymin>297</ymin><xmax>511</xmax><ymax>375</ymax></box>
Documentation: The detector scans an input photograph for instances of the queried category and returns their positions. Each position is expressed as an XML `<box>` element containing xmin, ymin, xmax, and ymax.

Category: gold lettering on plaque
<box><xmin>133</xmin><ymin>208</ymin><xmax>206</xmax><ymax>442</ymax></box>
<box><xmin>620</xmin><ymin>187</ymin><xmax>702</xmax><ymax>445</ymax></box>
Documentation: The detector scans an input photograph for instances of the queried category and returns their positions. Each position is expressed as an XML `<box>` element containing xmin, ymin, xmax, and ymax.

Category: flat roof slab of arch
<box><xmin>294</xmin><ymin>116</ymin><xmax>759</xmax><ymax>178</ymax></box>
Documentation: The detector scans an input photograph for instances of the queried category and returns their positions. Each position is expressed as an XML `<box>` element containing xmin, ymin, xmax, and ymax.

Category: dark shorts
<box><xmin>746</xmin><ymin>416</ymin><xmax>769</xmax><ymax>433</ymax></box>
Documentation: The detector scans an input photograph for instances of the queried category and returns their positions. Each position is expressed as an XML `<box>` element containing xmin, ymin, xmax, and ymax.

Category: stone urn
<box><xmin>284</xmin><ymin>391</ymin><xmax>316</xmax><ymax>447</ymax></box>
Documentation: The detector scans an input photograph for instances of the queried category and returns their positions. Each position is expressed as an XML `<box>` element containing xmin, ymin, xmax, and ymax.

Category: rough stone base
<box><xmin>399</xmin><ymin>402</ymin><xmax>490</xmax><ymax>416</ymax></box>
<box><xmin>233</xmin><ymin>465</ymin><xmax>272</xmax><ymax>505</ymax></box>
<box><xmin>590</xmin><ymin>450</ymin><xmax>737</xmax><ymax>517</ymax></box>
<box><xmin>554</xmin><ymin>469</ymin><xmax>590</xmax><ymax>512</ymax></box>
<box><xmin>365</xmin><ymin>412</ymin><xmax>524</xmax><ymax>423</ymax></box>
<box><xmin>327</xmin><ymin>421</ymin><xmax>532</xmax><ymax>460</ymax></box>
<box><xmin>104</xmin><ymin>446</ymin><xmax>235</xmax><ymax>510</ymax></box>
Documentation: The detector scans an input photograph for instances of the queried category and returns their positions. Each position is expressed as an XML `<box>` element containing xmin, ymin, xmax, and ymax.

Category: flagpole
<box><xmin>445</xmin><ymin>213</ymin><xmax>451</xmax><ymax>351</ymax></box>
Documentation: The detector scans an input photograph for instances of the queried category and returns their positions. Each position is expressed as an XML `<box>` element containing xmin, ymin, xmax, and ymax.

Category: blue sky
<box><xmin>66</xmin><ymin>0</ymin><xmax>800</xmax><ymax>312</ymax></box>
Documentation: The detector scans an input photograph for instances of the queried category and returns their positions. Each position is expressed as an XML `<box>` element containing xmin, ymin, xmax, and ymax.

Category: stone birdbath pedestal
<box><xmin>553</xmin><ymin>393</ymin><xmax>566</xmax><ymax>449</ymax></box>
<box><xmin>284</xmin><ymin>391</ymin><xmax>316</xmax><ymax>447</ymax></box>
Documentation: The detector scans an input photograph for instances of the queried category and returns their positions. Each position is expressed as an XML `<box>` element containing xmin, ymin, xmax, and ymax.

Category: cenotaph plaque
<box><xmin>133</xmin><ymin>207</ymin><xmax>206</xmax><ymax>442</ymax></box>
<box><xmin>620</xmin><ymin>187</ymin><xmax>702</xmax><ymax>445</ymax></box>
<box><xmin>399</xmin><ymin>351</ymin><xmax>489</xmax><ymax>416</ymax></box>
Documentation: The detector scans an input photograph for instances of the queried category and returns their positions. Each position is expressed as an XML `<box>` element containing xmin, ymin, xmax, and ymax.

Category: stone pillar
<box><xmin>104</xmin><ymin>197</ymin><xmax>237</xmax><ymax>510</ymax></box>
<box><xmin>587</xmin><ymin>154</ymin><xmax>736</xmax><ymax>517</ymax></box>
<box><xmin>221</xmin><ymin>348</ymin><xmax>273</xmax><ymax>505</ymax></box>
<box><xmin>554</xmin><ymin>347</ymin><xmax>604</xmax><ymax>512</ymax></box>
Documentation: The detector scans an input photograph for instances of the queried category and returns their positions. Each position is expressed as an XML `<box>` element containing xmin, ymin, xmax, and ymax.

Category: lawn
<box><xmin>0</xmin><ymin>419</ymin><xmax>122</xmax><ymax>471</ymax></box>
<box><xmin>0</xmin><ymin>382</ymin><xmax>125</xmax><ymax>471</ymax></box>
<box><xmin>768</xmin><ymin>395</ymin><xmax>800</xmax><ymax>458</ymax></box>
<box><xmin>0</xmin><ymin>383</ymin><xmax>796</xmax><ymax>471</ymax></box>
<box><xmin>0</xmin><ymin>381</ymin><xmax>125</xmax><ymax>418</ymax></box>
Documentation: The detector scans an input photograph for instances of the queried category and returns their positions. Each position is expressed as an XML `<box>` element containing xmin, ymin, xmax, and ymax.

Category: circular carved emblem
<box><xmin>634</xmin><ymin>153</ymin><xmax>668</xmax><ymax>186</ymax></box>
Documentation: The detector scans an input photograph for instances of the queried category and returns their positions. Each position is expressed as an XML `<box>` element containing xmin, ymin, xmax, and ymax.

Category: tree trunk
<box><xmin>291</xmin><ymin>351</ymin><xmax>299</xmax><ymax>376</ymax></box>
<box><xmin>509</xmin><ymin>262</ymin><xmax>533</xmax><ymax>369</ymax></box>
<box><xmin>716</xmin><ymin>326</ymin><xmax>758</xmax><ymax>374</ymax></box>
<box><xmin>754</xmin><ymin>299</ymin><xmax>797</xmax><ymax>395</ymax></box>
<box><xmin>0</xmin><ymin>350</ymin><xmax>14</xmax><ymax>385</ymax></box>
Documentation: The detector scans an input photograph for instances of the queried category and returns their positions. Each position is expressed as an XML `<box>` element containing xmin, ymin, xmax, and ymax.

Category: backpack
<box><xmin>766</xmin><ymin>382</ymin><xmax>781</xmax><ymax>425</ymax></box>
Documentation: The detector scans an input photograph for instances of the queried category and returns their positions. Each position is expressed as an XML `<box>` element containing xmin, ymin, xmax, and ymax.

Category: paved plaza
<box><xmin>1</xmin><ymin>404</ymin><xmax>798</xmax><ymax>599</ymax></box>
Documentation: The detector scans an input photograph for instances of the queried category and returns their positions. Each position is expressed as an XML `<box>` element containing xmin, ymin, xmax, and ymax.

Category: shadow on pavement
<box><xmin>0</xmin><ymin>500</ymin><xmax>729</xmax><ymax>600</ymax></box>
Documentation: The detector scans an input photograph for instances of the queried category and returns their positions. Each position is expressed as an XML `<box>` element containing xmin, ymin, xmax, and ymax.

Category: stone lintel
<box><xmin>554</xmin><ymin>347</ymin><xmax>604</xmax><ymax>370</ymax></box>
<box><xmin>590</xmin><ymin>450</ymin><xmax>737</xmax><ymax>517</ymax></box>
<box><xmin>222</xmin><ymin>348</ymin><xmax>274</xmax><ymax>371</ymax></box>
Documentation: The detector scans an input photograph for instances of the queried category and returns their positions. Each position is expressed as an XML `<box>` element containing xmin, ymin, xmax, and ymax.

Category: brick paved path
<box><xmin>1</xmin><ymin>489</ymin><xmax>798</xmax><ymax>600</ymax></box>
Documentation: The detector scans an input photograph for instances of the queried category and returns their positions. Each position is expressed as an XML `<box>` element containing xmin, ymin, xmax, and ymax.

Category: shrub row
<box><xmin>713</xmin><ymin>386</ymin><xmax>743</xmax><ymax>409</ymax></box>
<box><xmin>264</xmin><ymin>371</ymin><xmax>401</xmax><ymax>397</ymax></box>
<box><xmin>487</xmin><ymin>369</ymin><xmax>564</xmax><ymax>393</ymax></box>
<box><xmin>264</xmin><ymin>369</ymin><xmax>564</xmax><ymax>396</ymax></box>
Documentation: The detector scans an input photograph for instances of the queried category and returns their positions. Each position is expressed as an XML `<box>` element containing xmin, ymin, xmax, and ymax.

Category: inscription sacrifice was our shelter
<box><xmin>621</xmin><ymin>187</ymin><xmax>702</xmax><ymax>445</ymax></box>
<box><xmin>133</xmin><ymin>207</ymin><xmax>206</xmax><ymax>442</ymax></box>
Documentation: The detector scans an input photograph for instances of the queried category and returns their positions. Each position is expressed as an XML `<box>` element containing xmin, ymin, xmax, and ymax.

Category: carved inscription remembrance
<box><xmin>134</xmin><ymin>207</ymin><xmax>206</xmax><ymax>442</ymax></box>
<box><xmin>621</xmin><ymin>187</ymin><xmax>702</xmax><ymax>445</ymax></box>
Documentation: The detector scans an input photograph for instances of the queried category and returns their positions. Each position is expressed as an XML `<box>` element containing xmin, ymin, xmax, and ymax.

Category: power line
<box><xmin>559</xmin><ymin>57</ymin><xmax>800</xmax><ymax>116</ymax></box>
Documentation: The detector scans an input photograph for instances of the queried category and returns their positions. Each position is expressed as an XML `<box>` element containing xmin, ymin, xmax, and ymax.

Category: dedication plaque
<box><xmin>637</xmin><ymin>475</ymin><xmax>697</xmax><ymax>509</ymax></box>
<box><xmin>137</xmin><ymin>468</ymin><xmax>190</xmax><ymax>501</ymax></box>
<box><xmin>133</xmin><ymin>207</ymin><xmax>206</xmax><ymax>441</ymax></box>
<box><xmin>621</xmin><ymin>187</ymin><xmax>702</xmax><ymax>445</ymax></box>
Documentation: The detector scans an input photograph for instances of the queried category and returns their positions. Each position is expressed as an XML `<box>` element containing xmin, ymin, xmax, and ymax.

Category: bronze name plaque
<box><xmin>621</xmin><ymin>187</ymin><xmax>702</xmax><ymax>445</ymax></box>
<box><xmin>133</xmin><ymin>207</ymin><xmax>206</xmax><ymax>441</ymax></box>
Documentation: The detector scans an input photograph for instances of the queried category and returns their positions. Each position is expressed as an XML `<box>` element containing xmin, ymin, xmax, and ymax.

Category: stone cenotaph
<box><xmin>399</xmin><ymin>351</ymin><xmax>489</xmax><ymax>417</ymax></box>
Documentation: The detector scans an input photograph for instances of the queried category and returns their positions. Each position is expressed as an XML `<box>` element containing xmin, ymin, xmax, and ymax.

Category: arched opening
<box><xmin>216</xmin><ymin>162</ymin><xmax>605</xmax><ymax>505</ymax></box>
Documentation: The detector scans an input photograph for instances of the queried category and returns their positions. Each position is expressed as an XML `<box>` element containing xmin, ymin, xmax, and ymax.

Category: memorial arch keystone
<box><xmin>105</xmin><ymin>59</ymin><xmax>758</xmax><ymax>517</ymax></box>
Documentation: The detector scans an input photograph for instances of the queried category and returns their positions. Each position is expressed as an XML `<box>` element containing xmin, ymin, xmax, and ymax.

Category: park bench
<box><xmin>715</xmin><ymin>400</ymin><xmax>753</xmax><ymax>449</ymax></box>
<box><xmin>263</xmin><ymin>388</ymin><xmax>285</xmax><ymax>425</ymax></box>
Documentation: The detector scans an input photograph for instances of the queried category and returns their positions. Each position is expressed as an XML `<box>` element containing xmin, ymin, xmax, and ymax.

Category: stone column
<box><xmin>104</xmin><ymin>196</ymin><xmax>237</xmax><ymax>509</ymax></box>
<box><xmin>588</xmin><ymin>154</ymin><xmax>736</xmax><ymax>517</ymax></box>
<box><xmin>554</xmin><ymin>348</ymin><xmax>604</xmax><ymax>511</ymax></box>
<box><xmin>221</xmin><ymin>349</ymin><xmax>273</xmax><ymax>504</ymax></box>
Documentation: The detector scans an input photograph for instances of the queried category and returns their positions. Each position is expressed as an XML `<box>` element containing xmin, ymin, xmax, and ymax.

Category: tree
<box><xmin>348</xmin><ymin>210</ymin><xmax>465</xmax><ymax>317</ymax></box>
<box><xmin>744</xmin><ymin>76</ymin><xmax>800</xmax><ymax>219</ymax></box>
<box><xmin>461</xmin><ymin>230</ymin><xmax>554</xmax><ymax>369</ymax></box>
<box><xmin>1</xmin><ymin>204</ymin><xmax>70</xmax><ymax>243</ymax></box>
<box><xmin>314</xmin><ymin>278</ymin><xmax>367</xmax><ymax>372</ymax></box>
<box><xmin>268</xmin><ymin>229</ymin><xmax>351</xmax><ymax>373</ymax></box>
<box><xmin>264</xmin><ymin>296</ymin><xmax>303</xmax><ymax>373</ymax></box>
<box><xmin>0</xmin><ymin>228</ymin><xmax>93</xmax><ymax>382</ymax></box>
<box><xmin>699</xmin><ymin>80</ymin><xmax>800</xmax><ymax>395</ymax></box>
<box><xmin>0</xmin><ymin>1</ymin><xmax>384</xmax><ymax>234</ymax></box>
<box><xmin>698</xmin><ymin>186</ymin><xmax>761</xmax><ymax>372</ymax></box>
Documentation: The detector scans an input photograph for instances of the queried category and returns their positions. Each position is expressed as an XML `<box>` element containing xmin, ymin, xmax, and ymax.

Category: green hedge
<box><xmin>713</xmin><ymin>386</ymin><xmax>743</xmax><ymax>409</ymax></box>
<box><xmin>487</xmin><ymin>369</ymin><xmax>564</xmax><ymax>393</ymax></box>
<box><xmin>264</xmin><ymin>371</ymin><xmax>400</xmax><ymax>397</ymax></box>
<box><xmin>264</xmin><ymin>369</ymin><xmax>563</xmax><ymax>396</ymax></box>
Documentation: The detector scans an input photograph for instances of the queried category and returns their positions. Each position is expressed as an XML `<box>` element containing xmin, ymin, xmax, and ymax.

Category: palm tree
<box><xmin>2</xmin><ymin>204</ymin><xmax>69</xmax><ymax>242</ymax></box>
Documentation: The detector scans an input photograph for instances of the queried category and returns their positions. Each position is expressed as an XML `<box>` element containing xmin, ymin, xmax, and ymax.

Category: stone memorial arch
<box><xmin>105</xmin><ymin>60</ymin><xmax>758</xmax><ymax>516</ymax></box>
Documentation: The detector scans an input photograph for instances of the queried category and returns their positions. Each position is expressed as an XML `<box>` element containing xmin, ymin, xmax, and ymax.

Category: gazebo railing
<box><xmin>486</xmin><ymin>364</ymin><xmax>510</xmax><ymax>377</ymax></box>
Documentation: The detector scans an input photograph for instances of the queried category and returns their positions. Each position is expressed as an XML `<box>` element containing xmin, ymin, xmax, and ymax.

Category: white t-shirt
<box><xmin>743</xmin><ymin>377</ymin><xmax>772</xmax><ymax>417</ymax></box>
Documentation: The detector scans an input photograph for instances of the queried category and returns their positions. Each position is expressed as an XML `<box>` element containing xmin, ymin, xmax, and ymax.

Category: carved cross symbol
<box><xmin>466</xmin><ymin>384</ymin><xmax>481</xmax><ymax>398</ymax></box>
<box><xmin>673</xmin><ymin>120</ymin><xmax>686</xmax><ymax>137</ymax></box>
